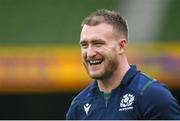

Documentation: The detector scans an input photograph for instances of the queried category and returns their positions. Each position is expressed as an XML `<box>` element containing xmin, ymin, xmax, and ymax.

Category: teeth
<box><xmin>89</xmin><ymin>60</ymin><xmax>102</xmax><ymax>65</ymax></box>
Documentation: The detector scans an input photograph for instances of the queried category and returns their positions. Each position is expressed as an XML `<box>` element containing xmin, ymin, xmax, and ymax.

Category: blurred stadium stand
<box><xmin>0</xmin><ymin>0</ymin><xmax>179</xmax><ymax>119</ymax></box>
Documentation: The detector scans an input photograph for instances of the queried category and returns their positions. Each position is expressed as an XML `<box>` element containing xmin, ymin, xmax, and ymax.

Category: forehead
<box><xmin>80</xmin><ymin>23</ymin><xmax>115</xmax><ymax>42</ymax></box>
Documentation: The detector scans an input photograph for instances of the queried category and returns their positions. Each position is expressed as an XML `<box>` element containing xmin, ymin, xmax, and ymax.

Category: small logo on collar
<box><xmin>119</xmin><ymin>93</ymin><xmax>134</xmax><ymax>111</ymax></box>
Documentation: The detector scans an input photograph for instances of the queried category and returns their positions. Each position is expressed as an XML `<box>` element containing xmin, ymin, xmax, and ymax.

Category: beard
<box><xmin>83</xmin><ymin>56</ymin><xmax>119</xmax><ymax>81</ymax></box>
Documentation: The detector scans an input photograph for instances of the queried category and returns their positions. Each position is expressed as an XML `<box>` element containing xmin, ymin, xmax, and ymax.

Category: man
<box><xmin>66</xmin><ymin>9</ymin><xmax>180</xmax><ymax>119</ymax></box>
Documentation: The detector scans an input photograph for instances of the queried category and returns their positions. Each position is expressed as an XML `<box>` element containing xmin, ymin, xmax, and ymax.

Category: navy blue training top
<box><xmin>66</xmin><ymin>65</ymin><xmax>180</xmax><ymax>120</ymax></box>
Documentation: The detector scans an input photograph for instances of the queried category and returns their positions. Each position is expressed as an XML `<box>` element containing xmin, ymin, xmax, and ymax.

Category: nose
<box><xmin>86</xmin><ymin>46</ymin><xmax>96</xmax><ymax>58</ymax></box>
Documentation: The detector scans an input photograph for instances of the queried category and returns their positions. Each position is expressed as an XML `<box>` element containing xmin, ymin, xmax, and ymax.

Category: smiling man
<box><xmin>66</xmin><ymin>9</ymin><xmax>180</xmax><ymax>120</ymax></box>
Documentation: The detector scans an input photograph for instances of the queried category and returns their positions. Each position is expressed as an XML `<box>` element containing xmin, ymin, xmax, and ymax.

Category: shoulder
<box><xmin>69</xmin><ymin>81</ymin><xmax>95</xmax><ymax>106</ymax></box>
<box><xmin>128</xmin><ymin>72</ymin><xmax>158</xmax><ymax>94</ymax></box>
<box><xmin>132</xmin><ymin>73</ymin><xmax>180</xmax><ymax>119</ymax></box>
<box><xmin>140</xmin><ymin>79</ymin><xmax>175</xmax><ymax>106</ymax></box>
<box><xmin>66</xmin><ymin>82</ymin><xmax>95</xmax><ymax>120</ymax></box>
<box><xmin>134</xmin><ymin>73</ymin><xmax>176</xmax><ymax>105</ymax></box>
<box><xmin>141</xmin><ymin>81</ymin><xmax>180</xmax><ymax>119</ymax></box>
<box><xmin>130</xmin><ymin>72</ymin><xmax>178</xmax><ymax>105</ymax></box>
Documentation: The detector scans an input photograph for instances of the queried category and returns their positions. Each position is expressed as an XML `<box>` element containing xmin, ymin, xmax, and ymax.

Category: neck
<box><xmin>97</xmin><ymin>56</ymin><xmax>130</xmax><ymax>93</ymax></box>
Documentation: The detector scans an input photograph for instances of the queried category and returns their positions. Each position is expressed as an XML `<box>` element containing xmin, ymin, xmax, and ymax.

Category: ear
<box><xmin>117</xmin><ymin>38</ymin><xmax>128</xmax><ymax>54</ymax></box>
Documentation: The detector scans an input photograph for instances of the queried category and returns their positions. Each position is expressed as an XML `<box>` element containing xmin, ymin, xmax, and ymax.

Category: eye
<box><xmin>94</xmin><ymin>41</ymin><xmax>105</xmax><ymax>47</ymax></box>
<box><xmin>80</xmin><ymin>42</ymin><xmax>88</xmax><ymax>48</ymax></box>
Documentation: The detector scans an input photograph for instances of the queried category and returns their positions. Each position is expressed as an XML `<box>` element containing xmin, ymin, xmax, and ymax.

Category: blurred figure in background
<box><xmin>66</xmin><ymin>9</ymin><xmax>180</xmax><ymax>120</ymax></box>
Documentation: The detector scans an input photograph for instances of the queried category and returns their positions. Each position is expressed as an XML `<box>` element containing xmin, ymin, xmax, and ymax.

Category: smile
<box><xmin>89</xmin><ymin>59</ymin><xmax>103</xmax><ymax>65</ymax></box>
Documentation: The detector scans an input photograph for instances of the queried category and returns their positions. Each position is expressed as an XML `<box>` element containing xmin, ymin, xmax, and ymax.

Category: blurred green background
<box><xmin>0</xmin><ymin>0</ymin><xmax>179</xmax><ymax>119</ymax></box>
<box><xmin>0</xmin><ymin>0</ymin><xmax>116</xmax><ymax>45</ymax></box>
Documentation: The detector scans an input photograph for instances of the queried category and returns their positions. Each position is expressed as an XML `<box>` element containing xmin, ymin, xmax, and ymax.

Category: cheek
<box><xmin>81</xmin><ymin>51</ymin><xmax>87</xmax><ymax>61</ymax></box>
<box><xmin>99</xmin><ymin>46</ymin><xmax>117</xmax><ymax>55</ymax></box>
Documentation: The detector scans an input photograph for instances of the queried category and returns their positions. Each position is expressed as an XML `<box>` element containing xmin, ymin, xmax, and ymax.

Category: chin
<box><xmin>89</xmin><ymin>72</ymin><xmax>104</xmax><ymax>80</ymax></box>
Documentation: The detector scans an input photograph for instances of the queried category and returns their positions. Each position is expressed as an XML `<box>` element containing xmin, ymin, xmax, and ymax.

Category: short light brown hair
<box><xmin>81</xmin><ymin>9</ymin><xmax>128</xmax><ymax>40</ymax></box>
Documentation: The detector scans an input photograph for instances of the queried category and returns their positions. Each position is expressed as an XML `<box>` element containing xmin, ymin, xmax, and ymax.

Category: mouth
<box><xmin>88</xmin><ymin>59</ymin><xmax>103</xmax><ymax>66</ymax></box>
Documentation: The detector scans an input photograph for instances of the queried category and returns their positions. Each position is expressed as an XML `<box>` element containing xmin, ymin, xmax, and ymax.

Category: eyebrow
<box><xmin>80</xmin><ymin>39</ymin><xmax>106</xmax><ymax>44</ymax></box>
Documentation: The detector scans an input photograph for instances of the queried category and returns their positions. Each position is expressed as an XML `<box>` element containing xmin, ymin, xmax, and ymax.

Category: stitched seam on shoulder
<box><xmin>140</xmin><ymin>80</ymin><xmax>155</xmax><ymax>95</ymax></box>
